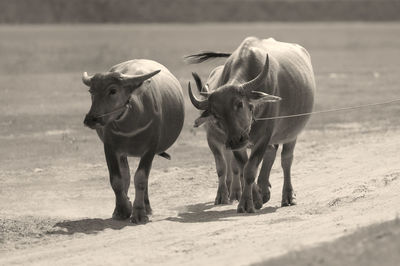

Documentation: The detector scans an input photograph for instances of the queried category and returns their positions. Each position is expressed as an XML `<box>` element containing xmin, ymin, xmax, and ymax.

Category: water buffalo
<box><xmin>187</xmin><ymin>37</ymin><xmax>316</xmax><ymax>213</ymax></box>
<box><xmin>82</xmin><ymin>59</ymin><xmax>185</xmax><ymax>223</ymax></box>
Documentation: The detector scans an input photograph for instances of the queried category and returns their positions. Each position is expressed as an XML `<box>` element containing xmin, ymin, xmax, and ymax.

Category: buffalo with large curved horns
<box><xmin>186</xmin><ymin>37</ymin><xmax>315</xmax><ymax>212</ymax></box>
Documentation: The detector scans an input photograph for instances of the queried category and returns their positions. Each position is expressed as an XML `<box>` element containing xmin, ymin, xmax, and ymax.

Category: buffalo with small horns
<box><xmin>83</xmin><ymin>59</ymin><xmax>184</xmax><ymax>223</ymax></box>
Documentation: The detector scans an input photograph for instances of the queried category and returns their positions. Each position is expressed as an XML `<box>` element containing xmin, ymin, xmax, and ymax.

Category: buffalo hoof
<box><xmin>237</xmin><ymin>196</ymin><xmax>255</xmax><ymax>213</ymax></box>
<box><xmin>112</xmin><ymin>200</ymin><xmax>132</xmax><ymax>220</ymax></box>
<box><xmin>252</xmin><ymin>184</ymin><xmax>263</xmax><ymax>210</ymax></box>
<box><xmin>131</xmin><ymin>206</ymin><xmax>149</xmax><ymax>224</ymax></box>
<box><xmin>215</xmin><ymin>185</ymin><xmax>229</xmax><ymax>205</ymax></box>
<box><xmin>229</xmin><ymin>187</ymin><xmax>242</xmax><ymax>202</ymax></box>
<box><xmin>260</xmin><ymin>186</ymin><xmax>271</xmax><ymax>204</ymax></box>
<box><xmin>145</xmin><ymin>203</ymin><xmax>152</xmax><ymax>215</ymax></box>
<box><xmin>281</xmin><ymin>189</ymin><xmax>297</xmax><ymax>207</ymax></box>
<box><xmin>258</xmin><ymin>181</ymin><xmax>271</xmax><ymax>204</ymax></box>
<box><xmin>215</xmin><ymin>191</ymin><xmax>229</xmax><ymax>205</ymax></box>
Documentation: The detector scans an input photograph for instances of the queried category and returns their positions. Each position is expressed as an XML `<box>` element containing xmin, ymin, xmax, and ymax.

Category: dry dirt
<box><xmin>1</xmin><ymin>23</ymin><xmax>400</xmax><ymax>265</ymax></box>
<box><xmin>0</xmin><ymin>122</ymin><xmax>399</xmax><ymax>265</ymax></box>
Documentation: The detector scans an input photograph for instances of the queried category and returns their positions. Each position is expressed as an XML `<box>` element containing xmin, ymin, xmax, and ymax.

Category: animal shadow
<box><xmin>47</xmin><ymin>218</ymin><xmax>133</xmax><ymax>235</ymax></box>
<box><xmin>166</xmin><ymin>201</ymin><xmax>278</xmax><ymax>223</ymax></box>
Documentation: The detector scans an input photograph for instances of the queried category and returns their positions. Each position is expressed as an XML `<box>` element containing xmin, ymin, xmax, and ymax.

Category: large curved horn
<box><xmin>82</xmin><ymin>72</ymin><xmax>93</xmax><ymax>87</ymax></box>
<box><xmin>191</xmin><ymin>72</ymin><xmax>204</xmax><ymax>93</ymax></box>
<box><xmin>192</xmin><ymin>72</ymin><xmax>212</xmax><ymax>97</ymax></box>
<box><xmin>188</xmin><ymin>82</ymin><xmax>208</xmax><ymax>110</ymax></box>
<box><xmin>241</xmin><ymin>54</ymin><xmax>269</xmax><ymax>93</ymax></box>
<box><xmin>119</xmin><ymin>69</ymin><xmax>161</xmax><ymax>85</ymax></box>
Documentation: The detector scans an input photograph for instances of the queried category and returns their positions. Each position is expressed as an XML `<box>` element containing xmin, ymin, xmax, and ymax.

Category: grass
<box><xmin>0</xmin><ymin>22</ymin><xmax>399</xmax><ymax>168</ymax></box>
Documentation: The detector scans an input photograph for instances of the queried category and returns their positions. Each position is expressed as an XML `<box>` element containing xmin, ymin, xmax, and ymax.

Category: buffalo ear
<box><xmin>194</xmin><ymin>110</ymin><xmax>210</xmax><ymax>127</ymax></box>
<box><xmin>249</xmin><ymin>91</ymin><xmax>281</xmax><ymax>105</ymax></box>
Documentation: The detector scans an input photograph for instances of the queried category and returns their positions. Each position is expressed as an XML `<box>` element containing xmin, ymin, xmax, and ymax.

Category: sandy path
<box><xmin>1</xmin><ymin>124</ymin><xmax>399</xmax><ymax>265</ymax></box>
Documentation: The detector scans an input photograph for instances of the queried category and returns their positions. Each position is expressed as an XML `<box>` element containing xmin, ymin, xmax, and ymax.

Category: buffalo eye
<box><xmin>109</xmin><ymin>88</ymin><xmax>117</xmax><ymax>96</ymax></box>
<box><xmin>235</xmin><ymin>101</ymin><xmax>243</xmax><ymax>110</ymax></box>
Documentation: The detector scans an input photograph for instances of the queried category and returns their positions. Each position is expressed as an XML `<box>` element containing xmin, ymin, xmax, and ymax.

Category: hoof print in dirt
<box><xmin>281</xmin><ymin>190</ymin><xmax>297</xmax><ymax>207</ymax></box>
<box><xmin>131</xmin><ymin>207</ymin><xmax>149</xmax><ymax>224</ymax></box>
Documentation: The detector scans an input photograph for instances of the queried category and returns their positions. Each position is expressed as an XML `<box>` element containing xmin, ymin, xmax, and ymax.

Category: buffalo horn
<box><xmin>119</xmin><ymin>69</ymin><xmax>161</xmax><ymax>85</ymax></box>
<box><xmin>188</xmin><ymin>82</ymin><xmax>208</xmax><ymax>110</ymax></box>
<box><xmin>82</xmin><ymin>72</ymin><xmax>93</xmax><ymax>87</ymax></box>
<box><xmin>241</xmin><ymin>54</ymin><xmax>270</xmax><ymax>93</ymax></box>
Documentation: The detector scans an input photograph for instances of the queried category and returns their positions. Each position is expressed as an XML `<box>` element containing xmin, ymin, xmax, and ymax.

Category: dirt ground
<box><xmin>0</xmin><ymin>23</ymin><xmax>400</xmax><ymax>265</ymax></box>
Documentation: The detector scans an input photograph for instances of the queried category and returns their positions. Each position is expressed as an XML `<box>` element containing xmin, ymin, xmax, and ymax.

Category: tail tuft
<box><xmin>184</xmin><ymin>51</ymin><xmax>231</xmax><ymax>64</ymax></box>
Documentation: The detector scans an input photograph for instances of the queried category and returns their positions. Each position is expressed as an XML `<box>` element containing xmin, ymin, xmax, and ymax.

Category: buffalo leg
<box><xmin>144</xmin><ymin>186</ymin><xmax>152</xmax><ymax>215</ymax></box>
<box><xmin>131</xmin><ymin>152</ymin><xmax>155</xmax><ymax>224</ymax></box>
<box><xmin>236</xmin><ymin>142</ymin><xmax>267</xmax><ymax>213</ymax></box>
<box><xmin>281</xmin><ymin>140</ymin><xmax>297</xmax><ymax>206</ymax></box>
<box><xmin>104</xmin><ymin>144</ymin><xmax>132</xmax><ymax>220</ymax></box>
<box><xmin>229</xmin><ymin>152</ymin><xmax>243</xmax><ymax>202</ymax></box>
<box><xmin>224</xmin><ymin>150</ymin><xmax>233</xmax><ymax>196</ymax></box>
<box><xmin>257</xmin><ymin>144</ymin><xmax>278</xmax><ymax>204</ymax></box>
<box><xmin>208</xmin><ymin>137</ymin><xmax>229</xmax><ymax>205</ymax></box>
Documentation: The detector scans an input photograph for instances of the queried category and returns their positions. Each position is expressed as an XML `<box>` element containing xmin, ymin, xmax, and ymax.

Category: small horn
<box><xmin>188</xmin><ymin>82</ymin><xmax>208</xmax><ymax>110</ymax></box>
<box><xmin>241</xmin><ymin>54</ymin><xmax>270</xmax><ymax>93</ymax></box>
<box><xmin>119</xmin><ymin>69</ymin><xmax>161</xmax><ymax>85</ymax></box>
<box><xmin>82</xmin><ymin>72</ymin><xmax>93</xmax><ymax>87</ymax></box>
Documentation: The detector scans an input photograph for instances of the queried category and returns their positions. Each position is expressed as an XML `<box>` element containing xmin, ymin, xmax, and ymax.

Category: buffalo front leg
<box><xmin>257</xmin><ymin>144</ymin><xmax>278</xmax><ymax>204</ymax></box>
<box><xmin>224</xmin><ymin>149</ymin><xmax>233</xmax><ymax>196</ymax></box>
<box><xmin>131</xmin><ymin>152</ymin><xmax>155</xmax><ymax>224</ymax></box>
<box><xmin>104</xmin><ymin>145</ymin><xmax>132</xmax><ymax>220</ymax></box>
<box><xmin>281</xmin><ymin>140</ymin><xmax>297</xmax><ymax>206</ymax></box>
<box><xmin>234</xmin><ymin>148</ymin><xmax>264</xmax><ymax>213</ymax></box>
<box><xmin>208</xmin><ymin>138</ymin><xmax>229</xmax><ymax>205</ymax></box>
<box><xmin>229</xmin><ymin>151</ymin><xmax>244</xmax><ymax>202</ymax></box>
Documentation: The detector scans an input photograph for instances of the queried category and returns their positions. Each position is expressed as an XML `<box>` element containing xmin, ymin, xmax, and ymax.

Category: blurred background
<box><xmin>1</xmin><ymin>0</ymin><xmax>400</xmax><ymax>23</ymax></box>
<box><xmin>1</xmin><ymin>1</ymin><xmax>400</xmax><ymax>265</ymax></box>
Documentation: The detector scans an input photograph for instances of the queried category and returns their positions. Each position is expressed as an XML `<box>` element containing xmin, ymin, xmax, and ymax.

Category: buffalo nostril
<box><xmin>239</xmin><ymin>135</ymin><xmax>244</xmax><ymax>142</ymax></box>
<box><xmin>84</xmin><ymin>115</ymin><xmax>97</xmax><ymax>126</ymax></box>
<box><xmin>83</xmin><ymin>117</ymin><xmax>89</xmax><ymax>125</ymax></box>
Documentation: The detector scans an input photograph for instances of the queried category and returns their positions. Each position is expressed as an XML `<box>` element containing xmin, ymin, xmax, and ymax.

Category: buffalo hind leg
<box><xmin>104</xmin><ymin>145</ymin><xmax>132</xmax><ymax>220</ymax></box>
<box><xmin>131</xmin><ymin>152</ymin><xmax>155</xmax><ymax>224</ymax></box>
<box><xmin>281</xmin><ymin>140</ymin><xmax>297</xmax><ymax>207</ymax></box>
<box><xmin>257</xmin><ymin>144</ymin><xmax>278</xmax><ymax>204</ymax></box>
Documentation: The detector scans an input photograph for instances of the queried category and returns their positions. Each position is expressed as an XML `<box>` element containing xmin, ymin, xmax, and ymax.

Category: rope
<box><xmin>94</xmin><ymin>103</ymin><xmax>131</xmax><ymax>119</ymax></box>
<box><xmin>254</xmin><ymin>98</ymin><xmax>400</xmax><ymax>121</ymax></box>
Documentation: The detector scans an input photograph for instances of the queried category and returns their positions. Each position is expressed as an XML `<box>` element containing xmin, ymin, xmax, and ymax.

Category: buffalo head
<box><xmin>82</xmin><ymin>70</ymin><xmax>160</xmax><ymax>129</ymax></box>
<box><xmin>188</xmin><ymin>55</ymin><xmax>281</xmax><ymax>150</ymax></box>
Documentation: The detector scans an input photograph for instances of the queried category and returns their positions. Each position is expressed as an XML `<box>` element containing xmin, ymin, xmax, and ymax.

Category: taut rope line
<box><xmin>254</xmin><ymin>98</ymin><xmax>400</xmax><ymax>121</ymax></box>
